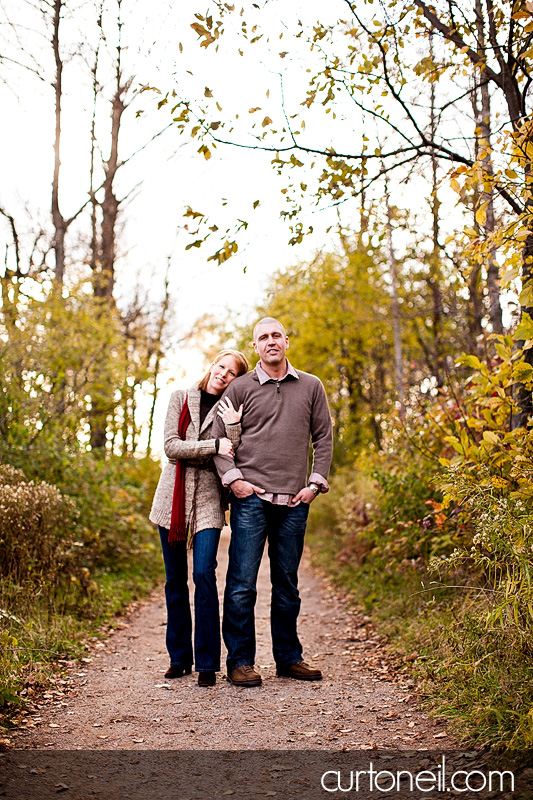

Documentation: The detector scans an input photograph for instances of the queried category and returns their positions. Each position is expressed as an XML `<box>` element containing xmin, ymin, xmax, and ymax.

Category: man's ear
<box><xmin>252</xmin><ymin>340</ymin><xmax>258</xmax><ymax>354</ymax></box>
<box><xmin>285</xmin><ymin>338</ymin><xmax>289</xmax><ymax>351</ymax></box>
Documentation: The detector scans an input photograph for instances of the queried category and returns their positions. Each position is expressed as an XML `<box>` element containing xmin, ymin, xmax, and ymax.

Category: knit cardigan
<box><xmin>149</xmin><ymin>387</ymin><xmax>241</xmax><ymax>538</ymax></box>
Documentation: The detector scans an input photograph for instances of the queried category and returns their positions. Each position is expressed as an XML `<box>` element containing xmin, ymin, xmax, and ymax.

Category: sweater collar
<box><xmin>187</xmin><ymin>386</ymin><xmax>219</xmax><ymax>433</ymax></box>
<box><xmin>255</xmin><ymin>359</ymin><xmax>299</xmax><ymax>385</ymax></box>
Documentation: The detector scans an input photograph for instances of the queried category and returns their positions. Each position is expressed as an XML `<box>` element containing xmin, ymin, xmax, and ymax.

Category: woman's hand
<box><xmin>218</xmin><ymin>437</ymin><xmax>235</xmax><ymax>458</ymax></box>
<box><xmin>217</xmin><ymin>397</ymin><xmax>243</xmax><ymax>426</ymax></box>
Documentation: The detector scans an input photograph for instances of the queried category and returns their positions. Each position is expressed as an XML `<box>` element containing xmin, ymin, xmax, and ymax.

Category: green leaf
<box><xmin>513</xmin><ymin>362</ymin><xmax>533</xmax><ymax>384</ymax></box>
<box><xmin>457</xmin><ymin>354</ymin><xmax>482</xmax><ymax>370</ymax></box>
<box><xmin>514</xmin><ymin>313</ymin><xmax>533</xmax><ymax>342</ymax></box>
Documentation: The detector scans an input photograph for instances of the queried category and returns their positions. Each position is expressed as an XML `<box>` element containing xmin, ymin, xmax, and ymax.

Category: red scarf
<box><xmin>168</xmin><ymin>397</ymin><xmax>192</xmax><ymax>544</ymax></box>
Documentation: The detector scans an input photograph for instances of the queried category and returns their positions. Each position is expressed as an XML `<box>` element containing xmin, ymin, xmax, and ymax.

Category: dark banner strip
<box><xmin>0</xmin><ymin>749</ymin><xmax>530</xmax><ymax>800</ymax></box>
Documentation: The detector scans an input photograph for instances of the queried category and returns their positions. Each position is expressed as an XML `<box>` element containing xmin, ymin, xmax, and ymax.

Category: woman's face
<box><xmin>206</xmin><ymin>355</ymin><xmax>240</xmax><ymax>395</ymax></box>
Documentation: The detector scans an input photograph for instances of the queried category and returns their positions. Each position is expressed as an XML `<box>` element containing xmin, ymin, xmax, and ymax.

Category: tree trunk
<box><xmin>512</xmin><ymin>227</ymin><xmax>533</xmax><ymax>429</ymax></box>
<box><xmin>51</xmin><ymin>0</ymin><xmax>66</xmax><ymax>285</ymax></box>
<box><xmin>428</xmin><ymin>40</ymin><xmax>445</xmax><ymax>387</ymax></box>
<box><xmin>383</xmin><ymin>179</ymin><xmax>405</xmax><ymax>417</ymax></box>
<box><xmin>147</xmin><ymin>266</ymin><xmax>171</xmax><ymax>454</ymax></box>
<box><xmin>89</xmin><ymin>1</ymin><xmax>131</xmax><ymax>450</ymax></box>
<box><xmin>475</xmin><ymin>0</ymin><xmax>502</xmax><ymax>335</ymax></box>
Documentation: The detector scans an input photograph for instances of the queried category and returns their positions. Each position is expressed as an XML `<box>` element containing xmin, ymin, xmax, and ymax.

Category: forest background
<box><xmin>2</xmin><ymin>0</ymin><xmax>533</xmax><ymax>756</ymax></box>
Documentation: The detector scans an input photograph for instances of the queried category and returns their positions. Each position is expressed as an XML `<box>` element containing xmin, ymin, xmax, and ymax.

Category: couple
<box><xmin>149</xmin><ymin>318</ymin><xmax>333</xmax><ymax>688</ymax></box>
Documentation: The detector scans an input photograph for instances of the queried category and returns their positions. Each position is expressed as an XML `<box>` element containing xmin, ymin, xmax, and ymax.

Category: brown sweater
<box><xmin>212</xmin><ymin>364</ymin><xmax>333</xmax><ymax>495</ymax></box>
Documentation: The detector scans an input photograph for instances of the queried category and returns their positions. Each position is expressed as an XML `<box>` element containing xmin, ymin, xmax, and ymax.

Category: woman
<box><xmin>149</xmin><ymin>349</ymin><xmax>248</xmax><ymax>687</ymax></box>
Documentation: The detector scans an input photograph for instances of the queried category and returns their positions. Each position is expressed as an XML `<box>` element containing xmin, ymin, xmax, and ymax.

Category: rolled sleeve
<box><xmin>309</xmin><ymin>472</ymin><xmax>329</xmax><ymax>493</ymax></box>
<box><xmin>221</xmin><ymin>467</ymin><xmax>244</xmax><ymax>487</ymax></box>
<box><xmin>309</xmin><ymin>380</ymin><xmax>333</xmax><ymax>482</ymax></box>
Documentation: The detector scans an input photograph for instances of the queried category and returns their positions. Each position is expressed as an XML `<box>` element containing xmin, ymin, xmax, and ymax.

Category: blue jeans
<box><xmin>159</xmin><ymin>526</ymin><xmax>221</xmax><ymax>672</ymax></box>
<box><xmin>223</xmin><ymin>493</ymin><xmax>309</xmax><ymax>671</ymax></box>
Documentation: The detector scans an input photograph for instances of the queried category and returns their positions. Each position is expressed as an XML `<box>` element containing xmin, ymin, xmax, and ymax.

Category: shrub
<box><xmin>0</xmin><ymin>465</ymin><xmax>82</xmax><ymax>594</ymax></box>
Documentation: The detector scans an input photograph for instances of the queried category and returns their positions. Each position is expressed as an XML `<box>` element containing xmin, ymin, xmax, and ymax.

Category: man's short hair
<box><xmin>253</xmin><ymin>317</ymin><xmax>287</xmax><ymax>341</ymax></box>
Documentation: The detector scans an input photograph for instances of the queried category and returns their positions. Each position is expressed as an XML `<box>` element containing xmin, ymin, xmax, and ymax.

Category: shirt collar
<box><xmin>255</xmin><ymin>359</ymin><xmax>299</xmax><ymax>385</ymax></box>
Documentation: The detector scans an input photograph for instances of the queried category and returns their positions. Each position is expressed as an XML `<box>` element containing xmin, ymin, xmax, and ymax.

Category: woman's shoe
<box><xmin>165</xmin><ymin>664</ymin><xmax>192</xmax><ymax>679</ymax></box>
<box><xmin>198</xmin><ymin>671</ymin><xmax>216</xmax><ymax>687</ymax></box>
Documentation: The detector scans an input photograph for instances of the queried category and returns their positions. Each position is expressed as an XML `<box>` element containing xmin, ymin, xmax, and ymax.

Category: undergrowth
<box><xmin>305</xmin><ymin>466</ymin><xmax>533</xmax><ymax>756</ymax></box>
<box><xmin>0</xmin><ymin>455</ymin><xmax>164</xmax><ymax>722</ymax></box>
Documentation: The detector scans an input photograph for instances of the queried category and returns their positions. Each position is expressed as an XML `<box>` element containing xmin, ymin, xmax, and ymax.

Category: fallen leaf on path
<box><xmin>132</xmin><ymin>738</ymin><xmax>145</xmax><ymax>743</ymax></box>
<box><xmin>55</xmin><ymin>784</ymin><xmax>69</xmax><ymax>792</ymax></box>
<box><xmin>154</xmin><ymin>683</ymin><xmax>171</xmax><ymax>689</ymax></box>
<box><xmin>434</xmin><ymin>732</ymin><xmax>447</xmax><ymax>738</ymax></box>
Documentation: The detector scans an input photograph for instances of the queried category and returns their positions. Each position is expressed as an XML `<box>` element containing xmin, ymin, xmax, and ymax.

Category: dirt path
<box><xmin>12</xmin><ymin>529</ymin><xmax>449</xmax><ymax>751</ymax></box>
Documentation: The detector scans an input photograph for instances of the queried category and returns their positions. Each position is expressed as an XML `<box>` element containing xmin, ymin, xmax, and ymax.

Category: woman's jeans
<box><xmin>159</xmin><ymin>526</ymin><xmax>221</xmax><ymax>672</ymax></box>
<box><xmin>222</xmin><ymin>493</ymin><xmax>309</xmax><ymax>671</ymax></box>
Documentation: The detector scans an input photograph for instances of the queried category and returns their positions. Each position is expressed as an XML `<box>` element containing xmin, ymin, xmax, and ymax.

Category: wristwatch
<box><xmin>308</xmin><ymin>483</ymin><xmax>320</xmax><ymax>497</ymax></box>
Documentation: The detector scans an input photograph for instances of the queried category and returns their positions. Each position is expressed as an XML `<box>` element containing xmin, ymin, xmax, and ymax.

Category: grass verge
<box><xmin>0</xmin><ymin>545</ymin><xmax>164</xmax><ymax>728</ymax></box>
<box><xmin>305</xmin><ymin>481</ymin><xmax>533</xmax><ymax>757</ymax></box>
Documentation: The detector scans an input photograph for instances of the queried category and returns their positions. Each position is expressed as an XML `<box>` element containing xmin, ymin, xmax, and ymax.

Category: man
<box><xmin>212</xmin><ymin>317</ymin><xmax>333</xmax><ymax>687</ymax></box>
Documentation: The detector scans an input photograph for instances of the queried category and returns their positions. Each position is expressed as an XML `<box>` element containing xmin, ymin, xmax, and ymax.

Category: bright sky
<box><xmin>2</xmin><ymin>0</ymin><xmax>346</xmax><ymax>345</ymax></box>
<box><xmin>0</xmin><ymin>0</ymin><xmax>353</xmax><ymax>452</ymax></box>
<box><xmin>0</xmin><ymin>0</ymin><xmax>463</xmax><ymax>454</ymax></box>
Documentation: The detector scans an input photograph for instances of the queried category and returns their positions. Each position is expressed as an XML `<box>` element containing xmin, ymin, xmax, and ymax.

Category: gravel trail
<box><xmin>13</xmin><ymin>529</ymin><xmax>449</xmax><ymax>751</ymax></box>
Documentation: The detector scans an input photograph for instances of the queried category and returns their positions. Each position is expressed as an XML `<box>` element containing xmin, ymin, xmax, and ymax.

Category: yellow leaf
<box><xmin>491</xmin><ymin>477</ymin><xmax>509</xmax><ymax>489</ymax></box>
<box><xmin>482</xmin><ymin>431</ymin><xmax>499</xmax><ymax>445</ymax></box>
<box><xmin>262</xmin><ymin>116</ymin><xmax>273</xmax><ymax>127</ymax></box>
<box><xmin>457</xmin><ymin>354</ymin><xmax>482</xmax><ymax>370</ymax></box>
<box><xmin>475</xmin><ymin>205</ymin><xmax>487</xmax><ymax>226</ymax></box>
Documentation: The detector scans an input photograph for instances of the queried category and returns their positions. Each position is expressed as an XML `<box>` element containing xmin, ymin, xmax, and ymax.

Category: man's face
<box><xmin>253</xmin><ymin>322</ymin><xmax>289</xmax><ymax>366</ymax></box>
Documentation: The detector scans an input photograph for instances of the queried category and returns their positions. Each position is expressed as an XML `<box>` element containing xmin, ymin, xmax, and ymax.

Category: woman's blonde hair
<box><xmin>197</xmin><ymin>349</ymin><xmax>249</xmax><ymax>392</ymax></box>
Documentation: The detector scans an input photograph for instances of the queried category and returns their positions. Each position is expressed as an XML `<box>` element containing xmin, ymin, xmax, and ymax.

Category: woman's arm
<box><xmin>217</xmin><ymin>397</ymin><xmax>242</xmax><ymax>448</ymax></box>
<box><xmin>163</xmin><ymin>391</ymin><xmax>234</xmax><ymax>461</ymax></box>
<box><xmin>163</xmin><ymin>391</ymin><xmax>216</xmax><ymax>461</ymax></box>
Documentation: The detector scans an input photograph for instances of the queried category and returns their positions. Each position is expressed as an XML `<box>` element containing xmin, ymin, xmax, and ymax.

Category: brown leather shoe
<box><xmin>276</xmin><ymin>661</ymin><xmax>322</xmax><ymax>681</ymax></box>
<box><xmin>228</xmin><ymin>665</ymin><xmax>262</xmax><ymax>687</ymax></box>
<box><xmin>165</xmin><ymin>664</ymin><xmax>192</xmax><ymax>679</ymax></box>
